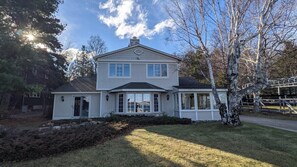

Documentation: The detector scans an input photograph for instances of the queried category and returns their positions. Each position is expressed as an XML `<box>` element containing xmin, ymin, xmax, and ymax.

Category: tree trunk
<box><xmin>253</xmin><ymin>91</ymin><xmax>261</xmax><ymax>112</ymax></box>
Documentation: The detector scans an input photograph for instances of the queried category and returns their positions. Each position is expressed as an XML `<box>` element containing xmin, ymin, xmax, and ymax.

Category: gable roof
<box><xmin>175</xmin><ymin>77</ymin><xmax>226</xmax><ymax>89</ymax></box>
<box><xmin>110</xmin><ymin>82</ymin><xmax>166</xmax><ymax>92</ymax></box>
<box><xmin>52</xmin><ymin>77</ymin><xmax>97</xmax><ymax>93</ymax></box>
<box><xmin>94</xmin><ymin>44</ymin><xmax>182</xmax><ymax>61</ymax></box>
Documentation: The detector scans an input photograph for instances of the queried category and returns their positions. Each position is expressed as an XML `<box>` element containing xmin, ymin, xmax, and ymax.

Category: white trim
<box><xmin>94</xmin><ymin>44</ymin><xmax>181</xmax><ymax>61</ymax></box>
<box><xmin>52</xmin><ymin>95</ymin><xmax>57</xmax><ymax>120</ymax></box>
<box><xmin>210</xmin><ymin>92</ymin><xmax>214</xmax><ymax>120</ymax></box>
<box><xmin>108</xmin><ymin>63</ymin><xmax>131</xmax><ymax>78</ymax></box>
<box><xmin>194</xmin><ymin>94</ymin><xmax>198</xmax><ymax>121</ymax></box>
<box><xmin>146</xmin><ymin>63</ymin><xmax>169</xmax><ymax>79</ymax></box>
<box><xmin>88</xmin><ymin>96</ymin><xmax>92</xmax><ymax>118</ymax></box>
<box><xmin>110</xmin><ymin>89</ymin><xmax>166</xmax><ymax>92</ymax></box>
<box><xmin>99</xmin><ymin>92</ymin><xmax>103</xmax><ymax>117</ymax></box>
<box><xmin>52</xmin><ymin>92</ymin><xmax>100</xmax><ymax>94</ymax></box>
<box><xmin>178</xmin><ymin>93</ymin><xmax>182</xmax><ymax>118</ymax></box>
<box><xmin>176</xmin><ymin>89</ymin><xmax>228</xmax><ymax>92</ymax></box>
<box><xmin>99</xmin><ymin>59</ymin><xmax>177</xmax><ymax>63</ymax></box>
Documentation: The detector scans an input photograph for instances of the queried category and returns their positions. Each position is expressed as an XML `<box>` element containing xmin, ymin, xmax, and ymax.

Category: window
<box><xmin>127</xmin><ymin>94</ymin><xmax>135</xmax><ymax>113</ymax></box>
<box><xmin>213</xmin><ymin>93</ymin><xmax>227</xmax><ymax>109</ymax></box>
<box><xmin>147</xmin><ymin>64</ymin><xmax>167</xmax><ymax>77</ymax></box>
<box><xmin>153</xmin><ymin>94</ymin><xmax>159</xmax><ymax>112</ymax></box>
<box><xmin>127</xmin><ymin>93</ymin><xmax>152</xmax><ymax>113</ymax></box>
<box><xmin>181</xmin><ymin>93</ymin><xmax>195</xmax><ymax>110</ymax></box>
<box><xmin>197</xmin><ymin>93</ymin><xmax>210</xmax><ymax>109</ymax></box>
<box><xmin>118</xmin><ymin>94</ymin><xmax>124</xmax><ymax>112</ymax></box>
<box><xmin>109</xmin><ymin>64</ymin><xmax>130</xmax><ymax>77</ymax></box>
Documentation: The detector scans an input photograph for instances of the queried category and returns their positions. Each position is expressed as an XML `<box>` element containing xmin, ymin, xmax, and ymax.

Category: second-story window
<box><xmin>109</xmin><ymin>63</ymin><xmax>130</xmax><ymax>77</ymax></box>
<box><xmin>147</xmin><ymin>64</ymin><xmax>167</xmax><ymax>77</ymax></box>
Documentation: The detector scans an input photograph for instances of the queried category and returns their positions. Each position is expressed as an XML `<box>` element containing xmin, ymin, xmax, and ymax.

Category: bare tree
<box><xmin>167</xmin><ymin>0</ymin><xmax>297</xmax><ymax>126</ymax></box>
<box><xmin>87</xmin><ymin>35</ymin><xmax>107</xmax><ymax>55</ymax></box>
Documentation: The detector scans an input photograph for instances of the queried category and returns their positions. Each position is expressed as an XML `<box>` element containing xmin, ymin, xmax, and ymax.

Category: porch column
<box><xmin>210</xmin><ymin>93</ymin><xmax>214</xmax><ymax>120</ymax></box>
<box><xmin>178</xmin><ymin>92</ymin><xmax>182</xmax><ymax>118</ymax></box>
<box><xmin>194</xmin><ymin>93</ymin><xmax>198</xmax><ymax>121</ymax></box>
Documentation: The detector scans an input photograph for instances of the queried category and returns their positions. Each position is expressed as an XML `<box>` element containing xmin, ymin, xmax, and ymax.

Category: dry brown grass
<box><xmin>5</xmin><ymin>123</ymin><xmax>297</xmax><ymax>167</ymax></box>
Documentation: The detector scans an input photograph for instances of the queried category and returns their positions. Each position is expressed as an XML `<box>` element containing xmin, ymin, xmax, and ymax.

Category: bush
<box><xmin>0</xmin><ymin>122</ymin><xmax>130</xmax><ymax>162</ymax></box>
<box><xmin>105</xmin><ymin>115</ymin><xmax>192</xmax><ymax>125</ymax></box>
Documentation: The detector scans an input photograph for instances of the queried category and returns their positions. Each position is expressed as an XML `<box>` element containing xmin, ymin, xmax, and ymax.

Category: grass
<box><xmin>241</xmin><ymin>111</ymin><xmax>297</xmax><ymax>121</ymax></box>
<box><xmin>4</xmin><ymin>123</ymin><xmax>297</xmax><ymax>167</ymax></box>
<box><xmin>241</xmin><ymin>105</ymin><xmax>297</xmax><ymax>111</ymax></box>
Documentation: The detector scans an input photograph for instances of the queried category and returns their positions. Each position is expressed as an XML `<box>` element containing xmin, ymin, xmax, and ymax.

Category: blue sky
<box><xmin>56</xmin><ymin>0</ymin><xmax>180</xmax><ymax>54</ymax></box>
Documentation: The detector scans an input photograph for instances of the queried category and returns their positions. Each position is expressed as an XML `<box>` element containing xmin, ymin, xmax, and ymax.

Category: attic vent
<box><xmin>128</xmin><ymin>36</ymin><xmax>139</xmax><ymax>47</ymax></box>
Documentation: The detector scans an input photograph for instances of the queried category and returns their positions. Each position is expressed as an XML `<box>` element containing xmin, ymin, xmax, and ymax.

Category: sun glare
<box><xmin>26</xmin><ymin>34</ymin><xmax>35</xmax><ymax>41</ymax></box>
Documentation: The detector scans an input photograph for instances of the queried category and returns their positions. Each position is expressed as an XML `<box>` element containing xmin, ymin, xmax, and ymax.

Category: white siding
<box><xmin>100</xmin><ymin>91</ymin><xmax>116</xmax><ymax>117</ymax></box>
<box><xmin>96</xmin><ymin>46</ymin><xmax>179</xmax><ymax>91</ymax></box>
<box><xmin>97</xmin><ymin>63</ymin><xmax>179</xmax><ymax>90</ymax></box>
<box><xmin>52</xmin><ymin>94</ymin><xmax>100</xmax><ymax>120</ymax></box>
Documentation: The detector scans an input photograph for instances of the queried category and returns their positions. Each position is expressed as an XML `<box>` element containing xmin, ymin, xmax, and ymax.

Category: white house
<box><xmin>52</xmin><ymin>37</ymin><xmax>228</xmax><ymax>121</ymax></box>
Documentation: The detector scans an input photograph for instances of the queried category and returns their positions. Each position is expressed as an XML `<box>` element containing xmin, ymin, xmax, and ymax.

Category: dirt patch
<box><xmin>0</xmin><ymin>112</ymin><xmax>48</xmax><ymax>129</ymax></box>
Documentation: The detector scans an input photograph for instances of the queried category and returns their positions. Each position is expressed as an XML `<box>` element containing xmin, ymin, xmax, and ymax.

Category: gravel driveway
<box><xmin>240</xmin><ymin>115</ymin><xmax>297</xmax><ymax>133</ymax></box>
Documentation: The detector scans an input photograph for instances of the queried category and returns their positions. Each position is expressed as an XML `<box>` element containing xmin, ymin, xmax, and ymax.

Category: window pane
<box><xmin>135</xmin><ymin>94</ymin><xmax>143</xmax><ymax>112</ymax></box>
<box><xmin>116</xmin><ymin>64</ymin><xmax>123</xmax><ymax>76</ymax></box>
<box><xmin>82</xmin><ymin>96</ymin><xmax>89</xmax><ymax>117</ymax></box>
<box><xmin>124</xmin><ymin>64</ymin><xmax>130</xmax><ymax>77</ymax></box>
<box><xmin>155</xmin><ymin>64</ymin><xmax>161</xmax><ymax>76</ymax></box>
<box><xmin>148</xmin><ymin>64</ymin><xmax>154</xmax><ymax>77</ymax></box>
<box><xmin>213</xmin><ymin>93</ymin><xmax>227</xmax><ymax>109</ymax></box>
<box><xmin>154</xmin><ymin>94</ymin><xmax>159</xmax><ymax>112</ymax></box>
<box><xmin>109</xmin><ymin>64</ymin><xmax>115</xmax><ymax>77</ymax></box>
<box><xmin>197</xmin><ymin>93</ymin><xmax>210</xmax><ymax>109</ymax></box>
<box><xmin>74</xmin><ymin>97</ymin><xmax>81</xmax><ymax>116</ymax></box>
<box><xmin>161</xmin><ymin>64</ymin><xmax>167</xmax><ymax>77</ymax></box>
<box><xmin>181</xmin><ymin>93</ymin><xmax>195</xmax><ymax>110</ymax></box>
<box><xmin>119</xmin><ymin>94</ymin><xmax>124</xmax><ymax>112</ymax></box>
<box><xmin>127</xmin><ymin>94</ymin><xmax>135</xmax><ymax>113</ymax></box>
<box><xmin>143</xmin><ymin>94</ymin><xmax>151</xmax><ymax>112</ymax></box>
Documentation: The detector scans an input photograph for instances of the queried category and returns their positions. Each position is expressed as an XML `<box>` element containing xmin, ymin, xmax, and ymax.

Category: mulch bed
<box><xmin>0</xmin><ymin>115</ymin><xmax>191</xmax><ymax>162</ymax></box>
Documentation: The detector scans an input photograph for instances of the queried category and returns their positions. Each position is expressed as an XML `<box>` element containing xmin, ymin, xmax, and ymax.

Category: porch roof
<box><xmin>52</xmin><ymin>77</ymin><xmax>97</xmax><ymax>93</ymax></box>
<box><xmin>110</xmin><ymin>82</ymin><xmax>166</xmax><ymax>92</ymax></box>
<box><xmin>175</xmin><ymin>77</ymin><xmax>226</xmax><ymax>89</ymax></box>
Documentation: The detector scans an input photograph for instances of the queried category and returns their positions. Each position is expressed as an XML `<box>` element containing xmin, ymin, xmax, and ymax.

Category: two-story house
<box><xmin>52</xmin><ymin>37</ymin><xmax>228</xmax><ymax>121</ymax></box>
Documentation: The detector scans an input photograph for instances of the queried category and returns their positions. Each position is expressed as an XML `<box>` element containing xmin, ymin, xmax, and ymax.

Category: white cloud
<box><xmin>98</xmin><ymin>0</ymin><xmax>174</xmax><ymax>39</ymax></box>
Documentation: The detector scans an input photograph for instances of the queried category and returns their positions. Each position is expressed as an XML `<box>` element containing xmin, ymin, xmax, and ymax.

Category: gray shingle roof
<box><xmin>52</xmin><ymin>77</ymin><xmax>97</xmax><ymax>93</ymax></box>
<box><xmin>175</xmin><ymin>77</ymin><xmax>225</xmax><ymax>89</ymax></box>
<box><xmin>112</xmin><ymin>82</ymin><xmax>165</xmax><ymax>90</ymax></box>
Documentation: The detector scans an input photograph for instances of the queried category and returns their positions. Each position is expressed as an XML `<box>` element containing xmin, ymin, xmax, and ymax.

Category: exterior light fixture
<box><xmin>106</xmin><ymin>94</ymin><xmax>109</xmax><ymax>101</ymax></box>
<box><xmin>61</xmin><ymin>96</ymin><xmax>64</xmax><ymax>102</ymax></box>
<box><xmin>167</xmin><ymin>94</ymin><xmax>170</xmax><ymax>100</ymax></box>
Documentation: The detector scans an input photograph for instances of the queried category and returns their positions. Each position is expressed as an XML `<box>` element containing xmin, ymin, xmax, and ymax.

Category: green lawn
<box><xmin>241</xmin><ymin>110</ymin><xmax>297</xmax><ymax>121</ymax></box>
<box><xmin>4</xmin><ymin>123</ymin><xmax>297</xmax><ymax>167</ymax></box>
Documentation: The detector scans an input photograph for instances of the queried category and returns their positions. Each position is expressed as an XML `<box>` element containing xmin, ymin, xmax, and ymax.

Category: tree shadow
<box><xmin>143</xmin><ymin>123</ymin><xmax>297</xmax><ymax>167</ymax></box>
<box><xmin>145</xmin><ymin>123</ymin><xmax>297</xmax><ymax>166</ymax></box>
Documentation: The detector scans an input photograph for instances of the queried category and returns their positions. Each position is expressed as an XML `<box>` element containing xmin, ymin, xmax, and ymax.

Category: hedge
<box><xmin>105</xmin><ymin>115</ymin><xmax>192</xmax><ymax>125</ymax></box>
<box><xmin>0</xmin><ymin>122</ymin><xmax>130</xmax><ymax>162</ymax></box>
<box><xmin>0</xmin><ymin>115</ymin><xmax>191</xmax><ymax>162</ymax></box>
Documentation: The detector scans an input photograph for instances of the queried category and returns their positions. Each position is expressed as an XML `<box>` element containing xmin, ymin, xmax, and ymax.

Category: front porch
<box><xmin>173</xmin><ymin>91</ymin><xmax>228</xmax><ymax>121</ymax></box>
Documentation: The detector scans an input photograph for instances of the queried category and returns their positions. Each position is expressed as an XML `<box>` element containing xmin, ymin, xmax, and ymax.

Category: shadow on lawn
<box><xmin>142</xmin><ymin>122</ymin><xmax>297</xmax><ymax>167</ymax></box>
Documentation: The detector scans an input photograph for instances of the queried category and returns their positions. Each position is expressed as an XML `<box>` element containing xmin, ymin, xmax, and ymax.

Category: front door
<box><xmin>74</xmin><ymin>96</ymin><xmax>89</xmax><ymax>118</ymax></box>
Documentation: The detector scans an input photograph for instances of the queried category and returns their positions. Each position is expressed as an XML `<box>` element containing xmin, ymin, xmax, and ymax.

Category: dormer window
<box><xmin>109</xmin><ymin>63</ymin><xmax>130</xmax><ymax>78</ymax></box>
<box><xmin>147</xmin><ymin>64</ymin><xmax>168</xmax><ymax>78</ymax></box>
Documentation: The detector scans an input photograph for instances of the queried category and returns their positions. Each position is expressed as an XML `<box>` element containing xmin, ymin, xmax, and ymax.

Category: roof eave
<box><xmin>94</xmin><ymin>44</ymin><xmax>181</xmax><ymax>61</ymax></box>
